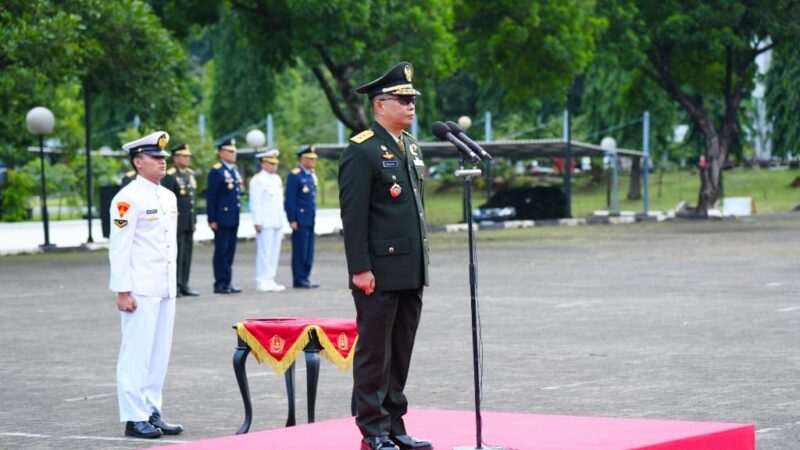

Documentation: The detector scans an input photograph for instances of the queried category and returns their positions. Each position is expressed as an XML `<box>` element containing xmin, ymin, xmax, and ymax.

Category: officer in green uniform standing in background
<box><xmin>121</xmin><ymin>169</ymin><xmax>136</xmax><ymax>187</ymax></box>
<box><xmin>338</xmin><ymin>62</ymin><xmax>432</xmax><ymax>450</ymax></box>
<box><xmin>160</xmin><ymin>143</ymin><xmax>199</xmax><ymax>297</ymax></box>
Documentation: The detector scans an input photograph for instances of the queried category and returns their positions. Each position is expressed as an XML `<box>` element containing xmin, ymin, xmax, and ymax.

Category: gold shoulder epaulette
<box><xmin>167</xmin><ymin>167</ymin><xmax>177</xmax><ymax>175</ymax></box>
<box><xmin>125</xmin><ymin>170</ymin><xmax>135</xmax><ymax>177</ymax></box>
<box><xmin>212</xmin><ymin>162</ymin><xmax>222</xmax><ymax>169</ymax></box>
<box><xmin>291</xmin><ymin>167</ymin><xmax>301</xmax><ymax>175</ymax></box>
<box><xmin>186</xmin><ymin>168</ymin><xmax>194</xmax><ymax>175</ymax></box>
<box><xmin>350</xmin><ymin>130</ymin><xmax>374</xmax><ymax>144</ymax></box>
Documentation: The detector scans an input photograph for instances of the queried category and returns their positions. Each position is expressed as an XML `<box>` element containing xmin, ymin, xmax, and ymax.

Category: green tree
<box><xmin>454</xmin><ymin>0</ymin><xmax>606</xmax><ymax>103</ymax></box>
<box><xmin>0</xmin><ymin>0</ymin><xmax>89</xmax><ymax>167</ymax></box>
<box><xmin>156</xmin><ymin>0</ymin><xmax>458</xmax><ymax>133</ymax></box>
<box><xmin>209</xmin><ymin>9</ymin><xmax>275</xmax><ymax>137</ymax></box>
<box><xmin>765</xmin><ymin>44</ymin><xmax>800</xmax><ymax>158</ymax></box>
<box><xmin>597</xmin><ymin>0</ymin><xmax>800</xmax><ymax>213</ymax></box>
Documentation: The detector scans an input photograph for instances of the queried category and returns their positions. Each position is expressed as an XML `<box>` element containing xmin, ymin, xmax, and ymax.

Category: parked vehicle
<box><xmin>473</xmin><ymin>186</ymin><xmax>566</xmax><ymax>221</ymax></box>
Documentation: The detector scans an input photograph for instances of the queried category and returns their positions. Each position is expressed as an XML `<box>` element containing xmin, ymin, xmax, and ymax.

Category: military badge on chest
<box><xmin>389</xmin><ymin>174</ymin><xmax>402</xmax><ymax>198</ymax></box>
<box><xmin>224</xmin><ymin>170</ymin><xmax>234</xmax><ymax>190</ymax></box>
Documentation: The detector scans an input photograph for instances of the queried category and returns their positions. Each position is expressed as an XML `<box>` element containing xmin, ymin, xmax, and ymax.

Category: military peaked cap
<box><xmin>217</xmin><ymin>137</ymin><xmax>237</xmax><ymax>152</ymax></box>
<box><xmin>296</xmin><ymin>145</ymin><xmax>318</xmax><ymax>159</ymax></box>
<box><xmin>171</xmin><ymin>143</ymin><xmax>191</xmax><ymax>156</ymax></box>
<box><xmin>122</xmin><ymin>131</ymin><xmax>170</xmax><ymax>157</ymax></box>
<box><xmin>356</xmin><ymin>62</ymin><xmax>421</xmax><ymax>99</ymax></box>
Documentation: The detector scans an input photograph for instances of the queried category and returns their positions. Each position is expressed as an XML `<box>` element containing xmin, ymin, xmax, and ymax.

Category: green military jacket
<box><xmin>338</xmin><ymin>122</ymin><xmax>429</xmax><ymax>291</ymax></box>
<box><xmin>161</xmin><ymin>167</ymin><xmax>197</xmax><ymax>232</ymax></box>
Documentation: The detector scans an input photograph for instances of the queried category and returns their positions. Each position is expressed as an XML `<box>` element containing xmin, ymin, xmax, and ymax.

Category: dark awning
<box><xmin>312</xmin><ymin>139</ymin><xmax>642</xmax><ymax>160</ymax></box>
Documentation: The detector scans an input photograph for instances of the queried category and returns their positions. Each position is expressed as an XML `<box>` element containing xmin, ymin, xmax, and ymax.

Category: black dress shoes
<box><xmin>391</xmin><ymin>434</ymin><xmax>433</xmax><ymax>450</ymax></box>
<box><xmin>214</xmin><ymin>287</ymin><xmax>232</xmax><ymax>294</ymax></box>
<box><xmin>361</xmin><ymin>436</ymin><xmax>399</xmax><ymax>450</ymax></box>
<box><xmin>180</xmin><ymin>288</ymin><xmax>200</xmax><ymax>296</ymax></box>
<box><xmin>229</xmin><ymin>285</ymin><xmax>242</xmax><ymax>293</ymax></box>
<box><xmin>149</xmin><ymin>412</ymin><xmax>183</xmax><ymax>435</ymax></box>
<box><xmin>293</xmin><ymin>281</ymin><xmax>320</xmax><ymax>288</ymax></box>
<box><xmin>125</xmin><ymin>421</ymin><xmax>162</xmax><ymax>439</ymax></box>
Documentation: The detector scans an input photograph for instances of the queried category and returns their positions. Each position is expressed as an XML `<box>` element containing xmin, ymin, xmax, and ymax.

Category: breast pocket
<box><xmin>372</xmin><ymin>238</ymin><xmax>410</xmax><ymax>257</ymax></box>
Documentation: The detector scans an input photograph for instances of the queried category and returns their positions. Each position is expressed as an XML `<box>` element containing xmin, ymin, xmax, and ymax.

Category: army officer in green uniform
<box><xmin>160</xmin><ymin>143</ymin><xmax>199</xmax><ymax>297</ymax></box>
<box><xmin>338</xmin><ymin>62</ymin><xmax>431</xmax><ymax>450</ymax></box>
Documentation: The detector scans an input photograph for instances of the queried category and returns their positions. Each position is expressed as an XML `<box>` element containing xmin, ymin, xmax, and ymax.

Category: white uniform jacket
<box><xmin>249</xmin><ymin>171</ymin><xmax>287</xmax><ymax>229</ymax></box>
<box><xmin>108</xmin><ymin>177</ymin><xmax>178</xmax><ymax>299</ymax></box>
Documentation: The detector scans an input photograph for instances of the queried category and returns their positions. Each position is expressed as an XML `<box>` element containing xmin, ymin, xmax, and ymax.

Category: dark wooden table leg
<box><xmin>351</xmin><ymin>387</ymin><xmax>357</xmax><ymax>416</ymax></box>
<box><xmin>284</xmin><ymin>362</ymin><xmax>296</xmax><ymax>427</ymax></box>
<box><xmin>304</xmin><ymin>330</ymin><xmax>323</xmax><ymax>423</ymax></box>
<box><xmin>232</xmin><ymin>335</ymin><xmax>252</xmax><ymax>435</ymax></box>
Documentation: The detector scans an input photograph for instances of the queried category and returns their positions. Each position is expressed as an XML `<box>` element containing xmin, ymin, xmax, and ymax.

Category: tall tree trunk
<box><xmin>627</xmin><ymin>156</ymin><xmax>641</xmax><ymax>200</ymax></box>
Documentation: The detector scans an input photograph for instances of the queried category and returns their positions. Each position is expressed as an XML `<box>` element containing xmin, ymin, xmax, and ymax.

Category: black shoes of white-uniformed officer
<box><xmin>361</xmin><ymin>435</ymin><xmax>399</xmax><ymax>450</ymax></box>
<box><xmin>392</xmin><ymin>434</ymin><xmax>433</xmax><ymax>450</ymax></box>
<box><xmin>149</xmin><ymin>412</ymin><xmax>183</xmax><ymax>435</ymax></box>
<box><xmin>125</xmin><ymin>420</ymin><xmax>162</xmax><ymax>439</ymax></box>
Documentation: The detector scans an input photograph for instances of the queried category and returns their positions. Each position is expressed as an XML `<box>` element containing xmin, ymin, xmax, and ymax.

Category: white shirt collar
<box><xmin>133</xmin><ymin>175</ymin><xmax>161</xmax><ymax>192</ymax></box>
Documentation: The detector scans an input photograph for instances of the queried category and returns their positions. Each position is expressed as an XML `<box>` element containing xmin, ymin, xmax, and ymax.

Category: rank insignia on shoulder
<box><xmin>167</xmin><ymin>167</ymin><xmax>177</xmax><ymax>175</ymax></box>
<box><xmin>125</xmin><ymin>170</ymin><xmax>136</xmax><ymax>177</ymax></box>
<box><xmin>291</xmin><ymin>167</ymin><xmax>301</xmax><ymax>175</ymax></box>
<box><xmin>113</xmin><ymin>219</ymin><xmax>128</xmax><ymax>228</ymax></box>
<box><xmin>213</xmin><ymin>162</ymin><xmax>222</xmax><ymax>169</ymax></box>
<box><xmin>350</xmin><ymin>130</ymin><xmax>374</xmax><ymax>144</ymax></box>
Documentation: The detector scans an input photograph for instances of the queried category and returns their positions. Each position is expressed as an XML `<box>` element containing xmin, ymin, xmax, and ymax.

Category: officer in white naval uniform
<box><xmin>108</xmin><ymin>131</ymin><xmax>183</xmax><ymax>439</ymax></box>
<box><xmin>249</xmin><ymin>149</ymin><xmax>288</xmax><ymax>292</ymax></box>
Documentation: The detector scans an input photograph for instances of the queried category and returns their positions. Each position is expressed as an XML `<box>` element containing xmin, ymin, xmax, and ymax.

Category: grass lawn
<box><xmin>24</xmin><ymin>166</ymin><xmax>800</xmax><ymax>226</ymax></box>
<box><xmin>320</xmin><ymin>166</ymin><xmax>799</xmax><ymax>224</ymax></box>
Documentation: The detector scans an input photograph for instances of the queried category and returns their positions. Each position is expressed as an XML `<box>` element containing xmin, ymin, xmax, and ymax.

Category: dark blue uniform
<box><xmin>206</xmin><ymin>161</ymin><xmax>242</xmax><ymax>291</ymax></box>
<box><xmin>284</xmin><ymin>165</ymin><xmax>317</xmax><ymax>286</ymax></box>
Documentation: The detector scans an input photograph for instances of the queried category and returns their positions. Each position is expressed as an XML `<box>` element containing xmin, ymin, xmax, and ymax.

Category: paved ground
<box><xmin>1</xmin><ymin>215</ymin><xmax>799</xmax><ymax>450</ymax></box>
<box><xmin>0</xmin><ymin>210</ymin><xmax>343</xmax><ymax>255</ymax></box>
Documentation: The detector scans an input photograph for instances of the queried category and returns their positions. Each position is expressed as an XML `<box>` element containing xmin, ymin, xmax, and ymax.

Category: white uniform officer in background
<box><xmin>108</xmin><ymin>131</ymin><xmax>183</xmax><ymax>439</ymax></box>
<box><xmin>249</xmin><ymin>149</ymin><xmax>287</xmax><ymax>292</ymax></box>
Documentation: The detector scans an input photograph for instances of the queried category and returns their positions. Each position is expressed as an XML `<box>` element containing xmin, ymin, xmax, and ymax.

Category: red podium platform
<box><xmin>148</xmin><ymin>408</ymin><xmax>754</xmax><ymax>450</ymax></box>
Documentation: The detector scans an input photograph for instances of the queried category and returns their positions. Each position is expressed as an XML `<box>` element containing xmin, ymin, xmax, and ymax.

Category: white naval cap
<box><xmin>255</xmin><ymin>149</ymin><xmax>280</xmax><ymax>164</ymax></box>
<box><xmin>122</xmin><ymin>131</ymin><xmax>170</xmax><ymax>157</ymax></box>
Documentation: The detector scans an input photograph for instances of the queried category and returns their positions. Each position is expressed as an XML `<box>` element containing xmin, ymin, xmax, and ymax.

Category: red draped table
<box><xmin>233</xmin><ymin>317</ymin><xmax>359</xmax><ymax>434</ymax></box>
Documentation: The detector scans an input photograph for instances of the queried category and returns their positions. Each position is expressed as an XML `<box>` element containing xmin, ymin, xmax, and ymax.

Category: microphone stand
<box><xmin>453</xmin><ymin>154</ymin><xmax>504</xmax><ymax>450</ymax></box>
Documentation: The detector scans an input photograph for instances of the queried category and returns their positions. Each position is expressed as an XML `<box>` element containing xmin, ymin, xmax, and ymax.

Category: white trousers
<box><xmin>255</xmin><ymin>227</ymin><xmax>283</xmax><ymax>287</ymax></box>
<box><xmin>117</xmin><ymin>295</ymin><xmax>175</xmax><ymax>422</ymax></box>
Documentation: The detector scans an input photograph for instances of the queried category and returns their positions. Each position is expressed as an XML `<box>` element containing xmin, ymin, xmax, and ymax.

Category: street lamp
<box><xmin>457</xmin><ymin>115</ymin><xmax>472</xmax><ymax>131</ymax></box>
<box><xmin>26</xmin><ymin>106</ymin><xmax>56</xmax><ymax>249</ymax></box>
<box><xmin>246</xmin><ymin>129</ymin><xmax>266</xmax><ymax>151</ymax></box>
<box><xmin>601</xmin><ymin>136</ymin><xmax>619</xmax><ymax>215</ymax></box>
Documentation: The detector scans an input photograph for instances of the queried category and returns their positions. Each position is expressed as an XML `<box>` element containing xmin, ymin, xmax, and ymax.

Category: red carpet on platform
<box><xmin>149</xmin><ymin>408</ymin><xmax>754</xmax><ymax>450</ymax></box>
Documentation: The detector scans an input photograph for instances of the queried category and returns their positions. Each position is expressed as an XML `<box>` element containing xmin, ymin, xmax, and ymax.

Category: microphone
<box><xmin>446</xmin><ymin>121</ymin><xmax>493</xmax><ymax>160</ymax></box>
<box><xmin>431</xmin><ymin>121</ymin><xmax>480</xmax><ymax>163</ymax></box>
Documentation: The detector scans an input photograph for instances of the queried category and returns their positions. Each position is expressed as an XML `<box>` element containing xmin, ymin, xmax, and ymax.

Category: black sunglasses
<box><xmin>381</xmin><ymin>95</ymin><xmax>416</xmax><ymax>106</ymax></box>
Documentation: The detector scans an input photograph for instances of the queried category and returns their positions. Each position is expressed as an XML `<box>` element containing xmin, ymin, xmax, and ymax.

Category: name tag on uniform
<box><xmin>382</xmin><ymin>160</ymin><xmax>399</xmax><ymax>168</ymax></box>
<box><xmin>146</xmin><ymin>209</ymin><xmax>158</xmax><ymax>214</ymax></box>
<box><xmin>413</xmin><ymin>159</ymin><xmax>425</xmax><ymax>167</ymax></box>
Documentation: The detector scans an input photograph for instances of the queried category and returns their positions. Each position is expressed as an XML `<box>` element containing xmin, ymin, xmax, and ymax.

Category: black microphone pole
<box><xmin>434</xmin><ymin>123</ymin><xmax>504</xmax><ymax>450</ymax></box>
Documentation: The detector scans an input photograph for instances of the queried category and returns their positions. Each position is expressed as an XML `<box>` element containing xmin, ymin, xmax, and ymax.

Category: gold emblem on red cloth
<box><xmin>337</xmin><ymin>332</ymin><xmax>349</xmax><ymax>351</ymax></box>
<box><xmin>390</xmin><ymin>183</ymin><xmax>402</xmax><ymax>198</ymax></box>
<box><xmin>117</xmin><ymin>201</ymin><xmax>131</xmax><ymax>218</ymax></box>
<box><xmin>269</xmin><ymin>335</ymin><xmax>285</xmax><ymax>354</ymax></box>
